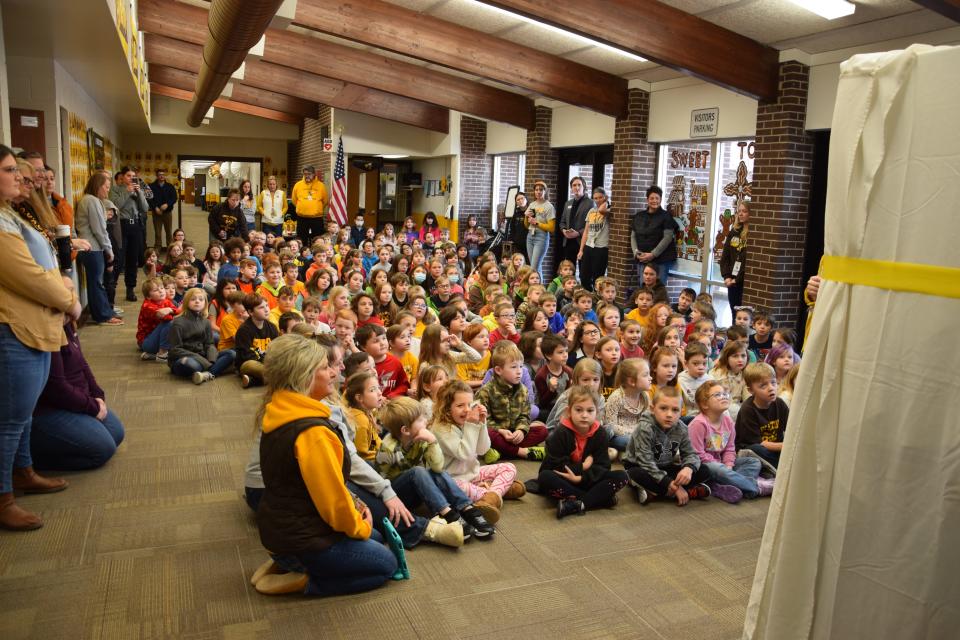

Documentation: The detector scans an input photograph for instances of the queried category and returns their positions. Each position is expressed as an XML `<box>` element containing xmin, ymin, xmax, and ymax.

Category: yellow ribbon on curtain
<box><xmin>820</xmin><ymin>255</ymin><xmax>960</xmax><ymax>299</ymax></box>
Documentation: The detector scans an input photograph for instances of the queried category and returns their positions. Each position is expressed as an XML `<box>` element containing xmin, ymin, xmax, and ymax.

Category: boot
<box><xmin>254</xmin><ymin>572</ymin><xmax>308</xmax><ymax>595</ymax></box>
<box><xmin>126</xmin><ymin>287</ymin><xmax>137</xmax><ymax>302</ymax></box>
<box><xmin>472</xmin><ymin>491</ymin><xmax>502</xmax><ymax>524</ymax></box>
<box><xmin>0</xmin><ymin>492</ymin><xmax>43</xmax><ymax>531</ymax></box>
<box><xmin>12</xmin><ymin>466</ymin><xmax>68</xmax><ymax>494</ymax></box>
<box><xmin>423</xmin><ymin>516</ymin><xmax>464</xmax><ymax>548</ymax></box>
<box><xmin>504</xmin><ymin>480</ymin><xmax>526</xmax><ymax>500</ymax></box>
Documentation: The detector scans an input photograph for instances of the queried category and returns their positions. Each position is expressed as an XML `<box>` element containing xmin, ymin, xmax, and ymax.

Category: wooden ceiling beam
<box><xmin>144</xmin><ymin>33</ymin><xmax>450</xmax><ymax>132</ymax></box>
<box><xmin>479</xmin><ymin>0</ymin><xmax>779</xmax><ymax>101</ymax></box>
<box><xmin>293</xmin><ymin>0</ymin><xmax>627</xmax><ymax>118</ymax></box>
<box><xmin>912</xmin><ymin>0</ymin><xmax>960</xmax><ymax>22</ymax></box>
<box><xmin>262</xmin><ymin>29</ymin><xmax>535</xmax><ymax>129</ymax></box>
<box><xmin>150</xmin><ymin>83</ymin><xmax>302</xmax><ymax>124</ymax></box>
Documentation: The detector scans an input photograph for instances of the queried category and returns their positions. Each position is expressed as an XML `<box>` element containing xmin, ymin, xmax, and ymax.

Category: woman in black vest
<box><xmin>630</xmin><ymin>185</ymin><xmax>678</xmax><ymax>289</ymax></box>
<box><xmin>720</xmin><ymin>201</ymin><xmax>750</xmax><ymax>308</ymax></box>
<box><xmin>253</xmin><ymin>334</ymin><xmax>397</xmax><ymax>596</ymax></box>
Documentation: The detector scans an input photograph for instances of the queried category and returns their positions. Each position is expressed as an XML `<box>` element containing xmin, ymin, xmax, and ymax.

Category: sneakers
<box><xmin>192</xmin><ymin>371</ymin><xmax>215</xmax><ymax>385</ymax></box>
<box><xmin>757</xmin><ymin>477</ymin><xmax>775</xmax><ymax>497</ymax></box>
<box><xmin>241</xmin><ymin>374</ymin><xmax>252</xmax><ymax>389</ymax></box>
<box><xmin>686</xmin><ymin>483</ymin><xmax>712</xmax><ymax>500</ymax></box>
<box><xmin>482</xmin><ymin>449</ymin><xmax>501</xmax><ymax>464</ymax></box>
<box><xmin>525</xmin><ymin>446</ymin><xmax>546</xmax><ymax>461</ymax></box>
<box><xmin>557</xmin><ymin>498</ymin><xmax>586</xmax><ymax>519</ymax></box>
<box><xmin>504</xmin><ymin>480</ymin><xmax>526</xmax><ymax>500</ymax></box>
<box><xmin>472</xmin><ymin>492</ymin><xmax>502</xmax><ymax>524</ymax></box>
<box><xmin>607</xmin><ymin>447</ymin><xmax>618</xmax><ymax>461</ymax></box>
<box><xmin>459</xmin><ymin>506</ymin><xmax>496</xmax><ymax>539</ymax></box>
<box><xmin>709</xmin><ymin>482</ymin><xmax>743</xmax><ymax>504</ymax></box>
<box><xmin>636</xmin><ymin>486</ymin><xmax>653</xmax><ymax>505</ymax></box>
<box><xmin>423</xmin><ymin>516</ymin><xmax>464</xmax><ymax>548</ymax></box>
<box><xmin>156</xmin><ymin>352</ymin><xmax>168</xmax><ymax>362</ymax></box>
<box><xmin>738</xmin><ymin>449</ymin><xmax>778</xmax><ymax>478</ymax></box>
<box><xmin>113</xmin><ymin>306</ymin><xmax>124</xmax><ymax>316</ymax></box>
<box><xmin>140</xmin><ymin>352</ymin><xmax>156</xmax><ymax>361</ymax></box>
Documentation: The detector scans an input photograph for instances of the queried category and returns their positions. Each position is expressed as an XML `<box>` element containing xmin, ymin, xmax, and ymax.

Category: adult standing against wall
<box><xmin>110</xmin><ymin>166</ymin><xmax>149</xmax><ymax>302</ymax></box>
<box><xmin>558</xmin><ymin>175</ymin><xmax>592</xmax><ymax>269</ymax></box>
<box><xmin>508</xmin><ymin>191</ymin><xmax>529</xmax><ymax>262</ymax></box>
<box><xmin>239</xmin><ymin>179</ymin><xmax>257</xmax><ymax>234</ymax></box>
<box><xmin>524</xmin><ymin>180</ymin><xmax>556</xmax><ymax>279</ymax></box>
<box><xmin>0</xmin><ymin>144</ymin><xmax>81</xmax><ymax>531</ymax></box>
<box><xmin>577</xmin><ymin>187</ymin><xmax>610</xmax><ymax>292</ymax></box>
<box><xmin>258</xmin><ymin>175</ymin><xmax>287</xmax><ymax>236</ymax></box>
<box><xmin>631</xmin><ymin>185</ymin><xmax>678</xmax><ymax>288</ymax></box>
<box><xmin>719</xmin><ymin>201</ymin><xmax>750</xmax><ymax>309</ymax></box>
<box><xmin>290</xmin><ymin>165</ymin><xmax>327</xmax><ymax>246</ymax></box>
<box><xmin>148</xmin><ymin>169</ymin><xmax>177</xmax><ymax>251</ymax></box>
<box><xmin>76</xmin><ymin>173</ymin><xmax>123</xmax><ymax>325</ymax></box>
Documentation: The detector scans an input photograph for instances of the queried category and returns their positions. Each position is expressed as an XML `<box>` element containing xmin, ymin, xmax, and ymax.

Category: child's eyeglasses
<box><xmin>709</xmin><ymin>391</ymin><xmax>731</xmax><ymax>399</ymax></box>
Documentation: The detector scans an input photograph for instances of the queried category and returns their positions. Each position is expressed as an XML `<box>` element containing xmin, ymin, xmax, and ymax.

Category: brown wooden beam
<box><xmin>479</xmin><ymin>0</ymin><xmax>779</xmax><ymax>101</ymax></box>
<box><xmin>150</xmin><ymin>83</ymin><xmax>302</xmax><ymax>124</ymax></box>
<box><xmin>293</xmin><ymin>0</ymin><xmax>627</xmax><ymax>118</ymax></box>
<box><xmin>912</xmin><ymin>0</ymin><xmax>960</xmax><ymax>21</ymax></box>
<box><xmin>263</xmin><ymin>29</ymin><xmax>535</xmax><ymax>129</ymax></box>
<box><xmin>144</xmin><ymin>33</ymin><xmax>450</xmax><ymax>132</ymax></box>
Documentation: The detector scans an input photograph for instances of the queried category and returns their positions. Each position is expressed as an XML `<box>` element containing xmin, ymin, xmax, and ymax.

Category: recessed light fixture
<box><xmin>380</xmin><ymin>154</ymin><xmax>409</xmax><ymax>159</ymax></box>
<box><xmin>470</xmin><ymin>1</ymin><xmax>646</xmax><ymax>62</ymax></box>
<box><xmin>785</xmin><ymin>0</ymin><xmax>855</xmax><ymax>20</ymax></box>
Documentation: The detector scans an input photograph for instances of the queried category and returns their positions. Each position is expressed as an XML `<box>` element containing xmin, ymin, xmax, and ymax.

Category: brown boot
<box><xmin>0</xmin><ymin>492</ymin><xmax>43</xmax><ymax>531</ymax></box>
<box><xmin>472</xmin><ymin>491</ymin><xmax>502</xmax><ymax>524</ymax></box>
<box><xmin>12</xmin><ymin>466</ymin><xmax>68</xmax><ymax>494</ymax></box>
<box><xmin>504</xmin><ymin>480</ymin><xmax>526</xmax><ymax>500</ymax></box>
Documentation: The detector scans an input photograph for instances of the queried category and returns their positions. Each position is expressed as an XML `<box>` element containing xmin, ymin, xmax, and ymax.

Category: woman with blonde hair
<box><xmin>251</xmin><ymin>334</ymin><xmax>398</xmax><ymax>596</ymax></box>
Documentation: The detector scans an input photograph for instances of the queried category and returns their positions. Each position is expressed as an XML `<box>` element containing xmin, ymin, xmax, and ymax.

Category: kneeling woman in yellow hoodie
<box><xmin>252</xmin><ymin>334</ymin><xmax>398</xmax><ymax>596</ymax></box>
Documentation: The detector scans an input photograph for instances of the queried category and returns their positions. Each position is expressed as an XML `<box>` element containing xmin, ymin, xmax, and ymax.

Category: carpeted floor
<box><xmin>0</xmin><ymin>205</ymin><xmax>769</xmax><ymax>640</ymax></box>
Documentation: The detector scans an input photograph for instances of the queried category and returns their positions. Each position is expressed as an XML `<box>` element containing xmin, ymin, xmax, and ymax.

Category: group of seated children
<box><xmin>137</xmin><ymin>223</ymin><xmax>800</xmax><ymax>528</ymax></box>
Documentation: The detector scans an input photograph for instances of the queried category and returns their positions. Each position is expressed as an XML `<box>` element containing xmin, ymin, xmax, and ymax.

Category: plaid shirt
<box><xmin>475</xmin><ymin>374</ymin><xmax>531</xmax><ymax>433</ymax></box>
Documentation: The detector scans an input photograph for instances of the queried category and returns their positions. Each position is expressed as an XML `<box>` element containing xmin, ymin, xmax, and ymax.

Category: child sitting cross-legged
<box><xmin>475</xmin><ymin>342</ymin><xmax>548</xmax><ymax>461</ymax></box>
<box><xmin>688</xmin><ymin>380</ymin><xmax>772</xmax><ymax>503</ymax></box>
<box><xmin>545</xmin><ymin>358</ymin><xmax>605</xmax><ymax>431</ymax></box>
<box><xmin>622</xmin><ymin>386</ymin><xmax>712</xmax><ymax>506</ymax></box>
<box><xmin>677</xmin><ymin>341</ymin><xmax>711</xmax><ymax>417</ymax></box>
<box><xmin>432</xmin><ymin>380</ymin><xmax>524</xmax><ymax>510</ymax></box>
<box><xmin>604</xmin><ymin>357</ymin><xmax>651</xmax><ymax>460</ymax></box>
<box><xmin>735</xmin><ymin>362</ymin><xmax>789</xmax><ymax>476</ymax></box>
<box><xmin>268</xmin><ymin>286</ymin><xmax>303</xmax><ymax>329</ymax></box>
<box><xmin>343</xmin><ymin>371</ymin><xmax>383</xmax><ymax>463</ymax></box>
<box><xmin>136</xmin><ymin>277</ymin><xmax>176</xmax><ymax>361</ymax></box>
<box><xmin>236</xmin><ymin>293</ymin><xmax>280</xmax><ymax>388</ymax></box>
<box><xmin>536</xmin><ymin>385</ymin><xmax>629</xmax><ymax>519</ymax></box>
<box><xmin>167</xmin><ymin>288</ymin><xmax>236</xmax><ymax>385</ymax></box>
<box><xmin>376</xmin><ymin>396</ymin><xmax>495</xmax><ymax>545</ymax></box>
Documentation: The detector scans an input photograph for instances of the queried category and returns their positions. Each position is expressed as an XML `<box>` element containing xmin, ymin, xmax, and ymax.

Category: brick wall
<box><xmin>524</xmin><ymin>106</ymin><xmax>559</xmax><ymax>276</ymax></box>
<box><xmin>609</xmin><ymin>89</ymin><xmax>657</xmax><ymax>303</ymax></box>
<box><xmin>458</xmin><ymin>116</ymin><xmax>493</xmax><ymax>230</ymax></box>
<box><xmin>743</xmin><ymin>62</ymin><xmax>814</xmax><ymax>324</ymax></box>
<box><xmin>496</xmin><ymin>153</ymin><xmax>520</xmax><ymax>215</ymax></box>
<box><xmin>294</xmin><ymin>105</ymin><xmax>332</xmax><ymax>184</ymax></box>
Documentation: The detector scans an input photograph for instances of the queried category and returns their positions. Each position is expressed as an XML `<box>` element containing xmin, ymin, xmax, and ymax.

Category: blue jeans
<box><xmin>526</xmin><ymin>231</ymin><xmax>549</xmax><ymax>279</ymax></box>
<box><xmin>704</xmin><ymin>459</ymin><xmax>761</xmax><ymax>498</ymax></box>
<box><xmin>746</xmin><ymin>443</ymin><xmax>781</xmax><ymax>468</ymax></box>
<box><xmin>0</xmin><ymin>324</ymin><xmax>51</xmax><ymax>492</ymax></box>
<box><xmin>261</xmin><ymin>223</ymin><xmax>282</xmax><ymax>236</ymax></box>
<box><xmin>390</xmin><ymin>467</ymin><xmax>471</xmax><ymax>515</ymax></box>
<box><xmin>30</xmin><ymin>409</ymin><xmax>125</xmax><ymax>471</ymax></box>
<box><xmin>140</xmin><ymin>322</ymin><xmax>172</xmax><ymax>354</ymax></box>
<box><xmin>169</xmin><ymin>350</ymin><xmax>236</xmax><ymax>377</ymax></box>
<box><xmin>347</xmin><ymin>481</ymin><xmax>428</xmax><ymax>550</ymax></box>
<box><xmin>271</xmin><ymin>529</ymin><xmax>397</xmax><ymax>597</ymax></box>
<box><xmin>79</xmin><ymin>251</ymin><xmax>115</xmax><ymax>322</ymax></box>
<box><xmin>608</xmin><ymin>433</ymin><xmax>630</xmax><ymax>452</ymax></box>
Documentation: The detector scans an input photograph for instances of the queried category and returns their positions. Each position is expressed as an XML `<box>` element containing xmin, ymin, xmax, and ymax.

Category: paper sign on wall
<box><xmin>20</xmin><ymin>115</ymin><xmax>39</xmax><ymax>128</ymax></box>
<box><xmin>690</xmin><ymin>108</ymin><xmax>719</xmax><ymax>138</ymax></box>
<box><xmin>322</xmin><ymin>138</ymin><xmax>333</xmax><ymax>152</ymax></box>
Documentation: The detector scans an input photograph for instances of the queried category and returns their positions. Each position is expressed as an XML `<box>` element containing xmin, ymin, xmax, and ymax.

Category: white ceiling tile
<box><xmin>562</xmin><ymin>47</ymin><xmax>652</xmax><ymax>76</ymax></box>
<box><xmin>429</xmin><ymin>0</ymin><xmax>524</xmax><ymax>34</ymax></box>
<box><xmin>505</xmin><ymin>23</ymin><xmax>592</xmax><ymax>56</ymax></box>
<box><xmin>624</xmin><ymin>66</ymin><xmax>688</xmax><ymax>83</ymax></box>
<box><xmin>656</xmin><ymin>0</ymin><xmax>743</xmax><ymax>15</ymax></box>
<box><xmin>380</xmin><ymin>0</ymin><xmax>449</xmax><ymax>13</ymax></box>
<box><xmin>772</xmin><ymin>10</ymin><xmax>956</xmax><ymax>52</ymax></box>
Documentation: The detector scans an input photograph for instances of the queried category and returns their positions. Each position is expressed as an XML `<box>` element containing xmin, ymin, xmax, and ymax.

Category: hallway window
<box><xmin>491</xmin><ymin>152</ymin><xmax>525</xmax><ymax>228</ymax></box>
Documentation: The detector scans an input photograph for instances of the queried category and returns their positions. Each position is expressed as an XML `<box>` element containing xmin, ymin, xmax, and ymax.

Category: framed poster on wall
<box><xmin>87</xmin><ymin>129</ymin><xmax>105</xmax><ymax>170</ymax></box>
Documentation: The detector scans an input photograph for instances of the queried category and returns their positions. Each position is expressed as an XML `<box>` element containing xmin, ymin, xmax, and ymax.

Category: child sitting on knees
<box><xmin>136</xmin><ymin>277</ymin><xmax>176</xmax><ymax>361</ymax></box>
<box><xmin>167</xmin><ymin>289</ymin><xmax>236</xmax><ymax>385</ymax></box>
<box><xmin>735</xmin><ymin>362</ymin><xmax>789</xmax><ymax>474</ymax></box>
<box><xmin>475</xmin><ymin>343</ymin><xmax>548</xmax><ymax>461</ymax></box>
<box><xmin>537</xmin><ymin>385</ymin><xmax>629</xmax><ymax>519</ymax></box>
<box><xmin>688</xmin><ymin>380</ymin><xmax>772</xmax><ymax>503</ymax></box>
<box><xmin>376</xmin><ymin>397</ymin><xmax>495</xmax><ymax>544</ymax></box>
<box><xmin>604</xmin><ymin>358</ymin><xmax>651</xmax><ymax>459</ymax></box>
<box><xmin>622</xmin><ymin>386</ymin><xmax>712</xmax><ymax>506</ymax></box>
<box><xmin>432</xmin><ymin>381</ymin><xmax>523</xmax><ymax>507</ymax></box>
<box><xmin>344</xmin><ymin>371</ymin><xmax>383</xmax><ymax>462</ymax></box>
<box><xmin>236</xmin><ymin>293</ymin><xmax>279</xmax><ymax>388</ymax></box>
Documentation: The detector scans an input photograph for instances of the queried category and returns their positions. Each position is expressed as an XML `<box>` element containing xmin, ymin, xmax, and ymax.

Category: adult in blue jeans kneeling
<box><xmin>250</xmin><ymin>334</ymin><xmax>397</xmax><ymax>596</ymax></box>
<box><xmin>32</xmin><ymin>318</ymin><xmax>125</xmax><ymax>470</ymax></box>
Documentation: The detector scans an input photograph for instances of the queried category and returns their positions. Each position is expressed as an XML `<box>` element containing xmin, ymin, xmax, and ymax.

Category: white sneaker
<box><xmin>192</xmin><ymin>371</ymin><xmax>215</xmax><ymax>385</ymax></box>
<box><xmin>113</xmin><ymin>306</ymin><xmax>124</xmax><ymax>316</ymax></box>
<box><xmin>140</xmin><ymin>352</ymin><xmax>156</xmax><ymax>361</ymax></box>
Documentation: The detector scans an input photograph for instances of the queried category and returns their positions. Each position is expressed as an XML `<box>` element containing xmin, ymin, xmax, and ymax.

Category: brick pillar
<box><xmin>458</xmin><ymin>116</ymin><xmax>493</xmax><ymax>232</ymax></box>
<box><xmin>609</xmin><ymin>89</ymin><xmax>657</xmax><ymax>302</ymax></box>
<box><xmin>743</xmin><ymin>62</ymin><xmax>814</xmax><ymax>323</ymax></box>
<box><xmin>297</xmin><ymin>105</ymin><xmax>332</xmax><ymax>182</ymax></box>
<box><xmin>524</xmin><ymin>106</ymin><xmax>559</xmax><ymax>276</ymax></box>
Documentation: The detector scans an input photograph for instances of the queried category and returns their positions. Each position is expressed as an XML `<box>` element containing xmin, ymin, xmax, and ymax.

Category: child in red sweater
<box><xmin>357</xmin><ymin>323</ymin><xmax>409</xmax><ymax>398</ymax></box>
<box><xmin>136</xmin><ymin>278</ymin><xmax>177</xmax><ymax>361</ymax></box>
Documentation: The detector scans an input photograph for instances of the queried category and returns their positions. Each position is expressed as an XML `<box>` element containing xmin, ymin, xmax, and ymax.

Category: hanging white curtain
<box><xmin>744</xmin><ymin>44</ymin><xmax>960</xmax><ymax>639</ymax></box>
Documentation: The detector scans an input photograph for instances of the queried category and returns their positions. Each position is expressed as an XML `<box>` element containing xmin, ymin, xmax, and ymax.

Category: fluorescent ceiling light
<box><xmin>380</xmin><ymin>154</ymin><xmax>409</xmax><ymax>159</ymax></box>
<box><xmin>785</xmin><ymin>0</ymin><xmax>855</xmax><ymax>20</ymax></box>
<box><xmin>469</xmin><ymin>1</ymin><xmax>646</xmax><ymax>63</ymax></box>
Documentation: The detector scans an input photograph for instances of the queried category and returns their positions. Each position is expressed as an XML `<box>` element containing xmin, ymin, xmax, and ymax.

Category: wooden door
<box><xmin>183</xmin><ymin>178</ymin><xmax>195</xmax><ymax>204</ymax></box>
<box><xmin>10</xmin><ymin>108</ymin><xmax>45</xmax><ymax>155</ymax></box>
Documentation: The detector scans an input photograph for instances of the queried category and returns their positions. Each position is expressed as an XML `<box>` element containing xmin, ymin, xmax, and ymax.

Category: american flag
<box><xmin>329</xmin><ymin>136</ymin><xmax>348</xmax><ymax>227</ymax></box>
